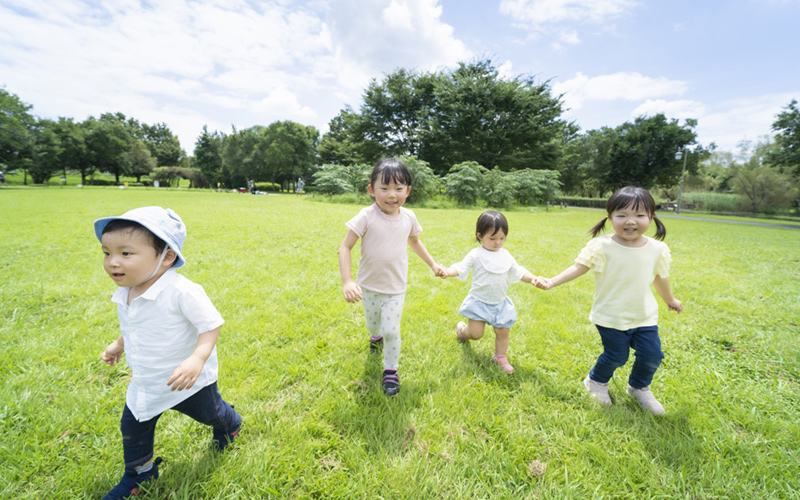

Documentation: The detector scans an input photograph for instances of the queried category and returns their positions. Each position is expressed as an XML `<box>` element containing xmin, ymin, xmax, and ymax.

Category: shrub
<box><xmin>313</xmin><ymin>164</ymin><xmax>354</xmax><ymax>195</ymax></box>
<box><xmin>445</xmin><ymin>161</ymin><xmax>487</xmax><ymax>206</ymax></box>
<box><xmin>483</xmin><ymin>169</ymin><xmax>515</xmax><ymax>209</ymax></box>
<box><xmin>400</xmin><ymin>155</ymin><xmax>441</xmax><ymax>206</ymax></box>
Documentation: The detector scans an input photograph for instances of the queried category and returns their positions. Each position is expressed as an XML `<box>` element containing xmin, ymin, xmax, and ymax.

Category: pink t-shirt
<box><xmin>346</xmin><ymin>203</ymin><xmax>422</xmax><ymax>295</ymax></box>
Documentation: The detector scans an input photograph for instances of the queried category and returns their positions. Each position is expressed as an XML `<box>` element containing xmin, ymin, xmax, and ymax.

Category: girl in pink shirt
<box><xmin>338</xmin><ymin>158</ymin><xmax>444</xmax><ymax>396</ymax></box>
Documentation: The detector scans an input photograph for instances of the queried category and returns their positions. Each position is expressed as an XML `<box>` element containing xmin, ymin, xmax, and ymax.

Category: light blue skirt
<box><xmin>458</xmin><ymin>295</ymin><xmax>517</xmax><ymax>329</ymax></box>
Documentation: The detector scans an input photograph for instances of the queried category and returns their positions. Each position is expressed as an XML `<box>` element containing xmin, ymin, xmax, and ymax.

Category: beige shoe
<box><xmin>626</xmin><ymin>385</ymin><xmax>665</xmax><ymax>415</ymax></box>
<box><xmin>583</xmin><ymin>375</ymin><xmax>612</xmax><ymax>405</ymax></box>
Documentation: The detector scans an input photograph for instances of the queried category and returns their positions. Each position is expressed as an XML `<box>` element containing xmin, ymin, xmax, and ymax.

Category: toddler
<box><xmin>95</xmin><ymin>206</ymin><xmax>241</xmax><ymax>499</ymax></box>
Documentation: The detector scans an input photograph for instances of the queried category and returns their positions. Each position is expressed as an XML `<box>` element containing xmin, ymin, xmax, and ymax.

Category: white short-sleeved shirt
<box><xmin>111</xmin><ymin>268</ymin><xmax>224</xmax><ymax>421</ymax></box>
<box><xmin>346</xmin><ymin>203</ymin><xmax>422</xmax><ymax>295</ymax></box>
<box><xmin>451</xmin><ymin>247</ymin><xmax>529</xmax><ymax>305</ymax></box>
<box><xmin>575</xmin><ymin>235</ymin><xmax>672</xmax><ymax>330</ymax></box>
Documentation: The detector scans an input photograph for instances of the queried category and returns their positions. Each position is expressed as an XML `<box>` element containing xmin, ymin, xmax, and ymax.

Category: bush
<box><xmin>400</xmin><ymin>156</ymin><xmax>441</xmax><ymax>206</ymax></box>
<box><xmin>445</xmin><ymin>161</ymin><xmax>487</xmax><ymax>205</ymax></box>
<box><xmin>483</xmin><ymin>169</ymin><xmax>515</xmax><ymax>209</ymax></box>
<box><xmin>313</xmin><ymin>164</ymin><xmax>354</xmax><ymax>195</ymax></box>
<box><xmin>512</xmin><ymin>169</ymin><xmax>561</xmax><ymax>206</ymax></box>
<box><xmin>681</xmin><ymin>192</ymin><xmax>744</xmax><ymax>212</ymax></box>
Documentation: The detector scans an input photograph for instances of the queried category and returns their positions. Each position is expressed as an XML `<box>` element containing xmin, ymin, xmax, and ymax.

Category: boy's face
<box><xmin>101</xmin><ymin>228</ymin><xmax>165</xmax><ymax>290</ymax></box>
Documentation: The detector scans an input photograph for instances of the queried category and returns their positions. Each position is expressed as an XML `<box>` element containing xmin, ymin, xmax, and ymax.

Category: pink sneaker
<box><xmin>492</xmin><ymin>354</ymin><xmax>515</xmax><ymax>374</ymax></box>
<box><xmin>456</xmin><ymin>321</ymin><xmax>469</xmax><ymax>343</ymax></box>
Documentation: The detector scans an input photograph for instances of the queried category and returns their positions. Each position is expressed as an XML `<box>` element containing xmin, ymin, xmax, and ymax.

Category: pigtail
<box><xmin>589</xmin><ymin>217</ymin><xmax>608</xmax><ymax>238</ymax></box>
<box><xmin>652</xmin><ymin>216</ymin><xmax>667</xmax><ymax>240</ymax></box>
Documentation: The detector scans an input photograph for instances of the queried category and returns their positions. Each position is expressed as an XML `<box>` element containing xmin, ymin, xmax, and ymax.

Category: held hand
<box><xmin>167</xmin><ymin>355</ymin><xmax>205</xmax><ymax>391</ymax></box>
<box><xmin>534</xmin><ymin>277</ymin><xmax>554</xmax><ymax>290</ymax></box>
<box><xmin>343</xmin><ymin>281</ymin><xmax>363</xmax><ymax>303</ymax></box>
<box><xmin>667</xmin><ymin>298</ymin><xmax>683</xmax><ymax>314</ymax></box>
<box><xmin>432</xmin><ymin>263</ymin><xmax>447</xmax><ymax>279</ymax></box>
<box><xmin>102</xmin><ymin>341</ymin><xmax>124</xmax><ymax>366</ymax></box>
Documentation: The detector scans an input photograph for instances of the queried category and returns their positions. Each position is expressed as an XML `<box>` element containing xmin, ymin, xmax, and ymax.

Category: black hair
<box><xmin>475</xmin><ymin>211</ymin><xmax>509</xmax><ymax>242</ymax></box>
<box><xmin>370</xmin><ymin>158</ymin><xmax>412</xmax><ymax>187</ymax></box>
<box><xmin>102</xmin><ymin>219</ymin><xmax>168</xmax><ymax>253</ymax></box>
<box><xmin>590</xmin><ymin>186</ymin><xmax>667</xmax><ymax>240</ymax></box>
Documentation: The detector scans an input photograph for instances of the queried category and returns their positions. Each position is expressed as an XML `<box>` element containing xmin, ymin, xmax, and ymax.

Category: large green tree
<box><xmin>85</xmin><ymin>113</ymin><xmax>135</xmax><ymax>183</ymax></box>
<box><xmin>583</xmin><ymin>115</ymin><xmax>702</xmax><ymax>193</ymax></box>
<box><xmin>425</xmin><ymin>60</ymin><xmax>566</xmax><ymax>174</ymax></box>
<box><xmin>326</xmin><ymin>59</ymin><xmax>567</xmax><ymax>175</ymax></box>
<box><xmin>29</xmin><ymin>118</ymin><xmax>62</xmax><ymax>184</ymax></box>
<box><xmin>0</xmin><ymin>88</ymin><xmax>35</xmax><ymax>178</ymax></box>
<box><xmin>127</xmin><ymin>139</ymin><xmax>157</xmax><ymax>182</ymax></box>
<box><xmin>318</xmin><ymin>106</ymin><xmax>374</xmax><ymax>165</ymax></box>
<box><xmin>53</xmin><ymin>118</ymin><xmax>90</xmax><ymax>184</ymax></box>
<box><xmin>261</xmin><ymin>121</ymin><xmax>319</xmax><ymax>190</ymax></box>
<box><xmin>359</xmin><ymin>68</ymin><xmax>439</xmax><ymax>159</ymax></box>
<box><xmin>142</xmin><ymin>122</ymin><xmax>184</xmax><ymax>167</ymax></box>
<box><xmin>194</xmin><ymin>125</ymin><xmax>225</xmax><ymax>187</ymax></box>
<box><xmin>769</xmin><ymin>99</ymin><xmax>800</xmax><ymax>177</ymax></box>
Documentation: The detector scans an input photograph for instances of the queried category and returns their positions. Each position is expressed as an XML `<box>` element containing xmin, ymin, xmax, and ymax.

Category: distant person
<box><xmin>94</xmin><ymin>207</ymin><xmax>241</xmax><ymax>499</ymax></box>
<box><xmin>439</xmin><ymin>211</ymin><xmax>542</xmax><ymax>374</ymax></box>
<box><xmin>338</xmin><ymin>158</ymin><xmax>444</xmax><ymax>396</ymax></box>
<box><xmin>536</xmin><ymin>186</ymin><xmax>683</xmax><ymax>415</ymax></box>
<box><xmin>296</xmin><ymin>177</ymin><xmax>304</xmax><ymax>195</ymax></box>
<box><xmin>0</xmin><ymin>171</ymin><xmax>5</xmax><ymax>186</ymax></box>
<box><xmin>248</xmin><ymin>179</ymin><xmax>255</xmax><ymax>194</ymax></box>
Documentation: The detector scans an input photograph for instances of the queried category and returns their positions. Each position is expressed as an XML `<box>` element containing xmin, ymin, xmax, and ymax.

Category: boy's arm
<box><xmin>653</xmin><ymin>275</ymin><xmax>683</xmax><ymax>313</ymax></box>
<box><xmin>339</xmin><ymin>230</ymin><xmax>363</xmax><ymax>303</ymax></box>
<box><xmin>536</xmin><ymin>263</ymin><xmax>590</xmax><ymax>290</ymax></box>
<box><xmin>408</xmin><ymin>235</ymin><xmax>445</xmax><ymax>277</ymax></box>
<box><xmin>102</xmin><ymin>335</ymin><xmax>125</xmax><ymax>366</ymax></box>
<box><xmin>167</xmin><ymin>326</ymin><xmax>221</xmax><ymax>391</ymax></box>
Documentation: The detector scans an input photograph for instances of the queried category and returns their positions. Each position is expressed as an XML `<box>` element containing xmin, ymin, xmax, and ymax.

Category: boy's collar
<box><xmin>111</xmin><ymin>268</ymin><xmax>178</xmax><ymax>305</ymax></box>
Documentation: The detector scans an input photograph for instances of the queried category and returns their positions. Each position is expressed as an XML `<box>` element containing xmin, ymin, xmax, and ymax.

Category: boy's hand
<box><xmin>102</xmin><ymin>340</ymin><xmax>124</xmax><ymax>366</ymax></box>
<box><xmin>342</xmin><ymin>280</ymin><xmax>362</xmax><ymax>303</ymax></box>
<box><xmin>667</xmin><ymin>298</ymin><xmax>683</xmax><ymax>314</ymax></box>
<box><xmin>167</xmin><ymin>355</ymin><xmax>204</xmax><ymax>391</ymax></box>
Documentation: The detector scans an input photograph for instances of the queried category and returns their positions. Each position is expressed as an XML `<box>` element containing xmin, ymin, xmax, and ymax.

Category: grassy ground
<box><xmin>1</xmin><ymin>187</ymin><xmax>799</xmax><ymax>499</ymax></box>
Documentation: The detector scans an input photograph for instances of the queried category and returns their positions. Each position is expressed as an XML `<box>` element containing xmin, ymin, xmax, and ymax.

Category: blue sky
<box><xmin>1</xmin><ymin>0</ymin><xmax>797</xmax><ymax>155</ymax></box>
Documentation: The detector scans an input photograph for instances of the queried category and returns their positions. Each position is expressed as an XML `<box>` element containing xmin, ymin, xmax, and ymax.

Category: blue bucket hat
<box><xmin>94</xmin><ymin>206</ymin><xmax>187</xmax><ymax>268</ymax></box>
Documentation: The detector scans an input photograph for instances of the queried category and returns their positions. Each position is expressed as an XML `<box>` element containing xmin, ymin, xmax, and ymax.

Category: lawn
<box><xmin>1</xmin><ymin>187</ymin><xmax>799</xmax><ymax>499</ymax></box>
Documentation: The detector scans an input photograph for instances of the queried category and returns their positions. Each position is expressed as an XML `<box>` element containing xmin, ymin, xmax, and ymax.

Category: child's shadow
<box><xmin>328</xmin><ymin>348</ymin><xmax>422</xmax><ymax>456</ymax></box>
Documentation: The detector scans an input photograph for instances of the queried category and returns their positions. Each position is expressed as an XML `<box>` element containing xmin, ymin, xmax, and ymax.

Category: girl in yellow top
<box><xmin>537</xmin><ymin>186</ymin><xmax>683</xmax><ymax>415</ymax></box>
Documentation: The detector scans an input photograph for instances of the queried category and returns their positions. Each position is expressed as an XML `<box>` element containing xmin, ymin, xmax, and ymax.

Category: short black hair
<box><xmin>475</xmin><ymin>211</ymin><xmax>508</xmax><ymax>242</ymax></box>
<box><xmin>102</xmin><ymin>219</ymin><xmax>168</xmax><ymax>253</ymax></box>
<box><xmin>370</xmin><ymin>158</ymin><xmax>412</xmax><ymax>187</ymax></box>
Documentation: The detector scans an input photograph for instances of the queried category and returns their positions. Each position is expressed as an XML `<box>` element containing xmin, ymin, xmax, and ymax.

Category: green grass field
<box><xmin>1</xmin><ymin>188</ymin><xmax>799</xmax><ymax>499</ymax></box>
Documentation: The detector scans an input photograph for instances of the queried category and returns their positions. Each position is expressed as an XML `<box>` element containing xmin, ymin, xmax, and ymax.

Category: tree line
<box><xmin>2</xmin><ymin>59</ymin><xmax>798</xmax><ymax>212</ymax></box>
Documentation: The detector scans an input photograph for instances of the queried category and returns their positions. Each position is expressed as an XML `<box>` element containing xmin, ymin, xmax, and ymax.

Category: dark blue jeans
<box><xmin>588</xmin><ymin>325</ymin><xmax>664</xmax><ymax>389</ymax></box>
<box><xmin>120</xmin><ymin>382</ymin><xmax>240</xmax><ymax>474</ymax></box>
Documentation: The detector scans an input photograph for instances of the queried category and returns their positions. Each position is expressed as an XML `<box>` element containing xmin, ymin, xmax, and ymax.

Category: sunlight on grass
<box><xmin>1</xmin><ymin>188</ymin><xmax>799</xmax><ymax>499</ymax></box>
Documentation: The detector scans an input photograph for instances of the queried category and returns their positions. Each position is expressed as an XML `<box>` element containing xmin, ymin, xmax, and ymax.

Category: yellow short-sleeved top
<box><xmin>575</xmin><ymin>234</ymin><xmax>672</xmax><ymax>330</ymax></box>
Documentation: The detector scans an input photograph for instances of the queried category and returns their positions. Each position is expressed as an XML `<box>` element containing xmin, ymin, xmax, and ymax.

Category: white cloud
<box><xmin>631</xmin><ymin>99</ymin><xmax>706</xmax><ymax>119</ymax></box>
<box><xmin>499</xmin><ymin>0</ymin><xmax>637</xmax><ymax>29</ymax></box>
<box><xmin>553</xmin><ymin>72</ymin><xmax>687</xmax><ymax>110</ymax></box>
<box><xmin>693</xmin><ymin>93</ymin><xmax>795</xmax><ymax>151</ymax></box>
<box><xmin>559</xmin><ymin>30</ymin><xmax>581</xmax><ymax>44</ymax></box>
<box><xmin>326</xmin><ymin>0</ymin><xmax>471</xmax><ymax>90</ymax></box>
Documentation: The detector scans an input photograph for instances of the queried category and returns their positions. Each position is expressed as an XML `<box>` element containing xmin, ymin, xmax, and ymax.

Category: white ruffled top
<box><xmin>451</xmin><ymin>247</ymin><xmax>529</xmax><ymax>305</ymax></box>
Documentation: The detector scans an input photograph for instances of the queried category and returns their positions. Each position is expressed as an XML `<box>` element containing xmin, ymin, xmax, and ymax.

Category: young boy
<box><xmin>94</xmin><ymin>206</ymin><xmax>241</xmax><ymax>500</ymax></box>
